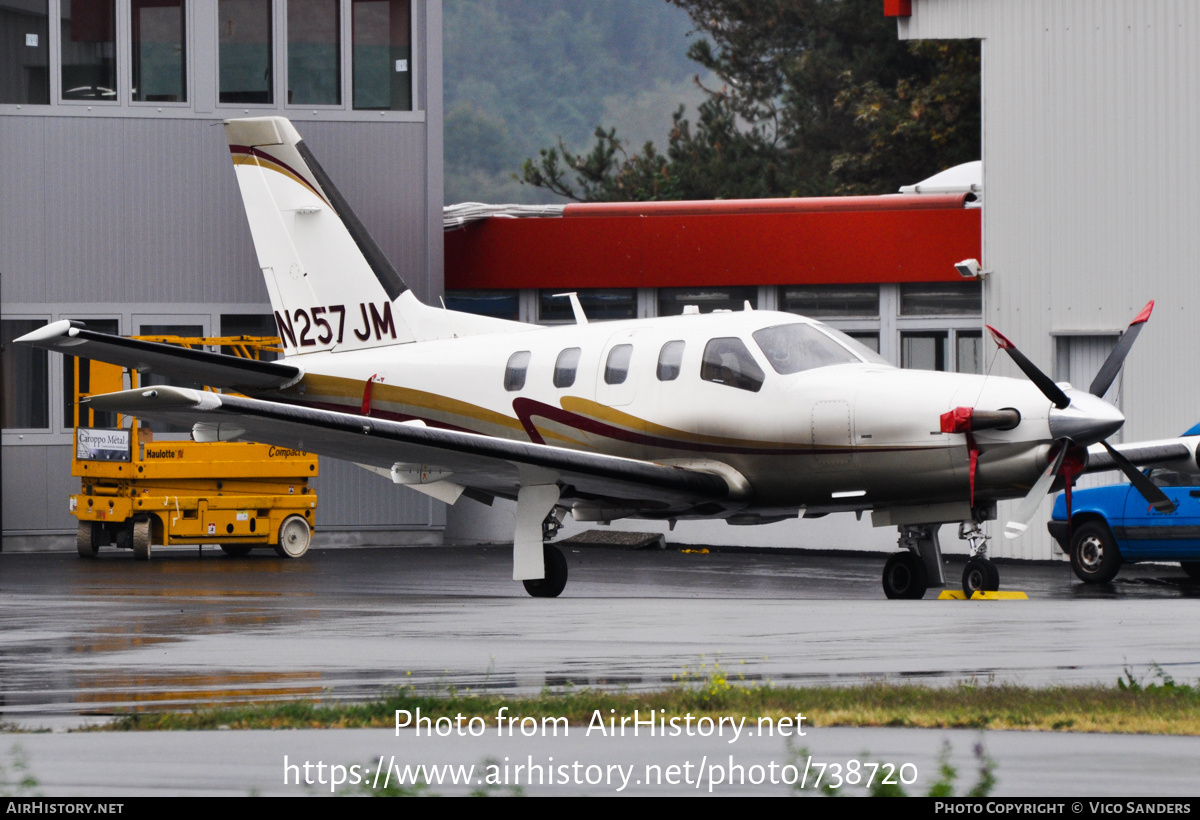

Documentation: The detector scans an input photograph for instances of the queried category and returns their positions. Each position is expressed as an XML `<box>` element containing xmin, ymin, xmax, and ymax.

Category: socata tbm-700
<box><xmin>20</xmin><ymin>117</ymin><xmax>1199</xmax><ymax>599</ymax></box>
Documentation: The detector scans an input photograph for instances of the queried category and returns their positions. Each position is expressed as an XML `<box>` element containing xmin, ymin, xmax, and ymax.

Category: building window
<box><xmin>137</xmin><ymin>322</ymin><xmax>204</xmax><ymax>434</ymax></box>
<box><xmin>539</xmin><ymin>289</ymin><xmax>635</xmax><ymax>323</ymax></box>
<box><xmin>2</xmin><ymin>319</ymin><xmax>50</xmax><ymax>430</ymax></box>
<box><xmin>659</xmin><ymin>286</ymin><xmax>757</xmax><ymax>316</ymax></box>
<box><xmin>1</xmin><ymin>0</ymin><xmax>50</xmax><ymax>104</ymax></box>
<box><xmin>901</xmin><ymin>331</ymin><xmax>948</xmax><ymax>371</ymax></box>
<box><xmin>60</xmin><ymin>0</ymin><xmax>116</xmax><ymax>102</ymax></box>
<box><xmin>131</xmin><ymin>0</ymin><xmax>187</xmax><ymax>102</ymax></box>
<box><xmin>219</xmin><ymin>0</ymin><xmax>272</xmax><ymax>104</ymax></box>
<box><xmin>444</xmin><ymin>290</ymin><xmax>519</xmax><ymax>321</ymax></box>
<box><xmin>62</xmin><ymin>319</ymin><xmax>120</xmax><ymax>429</ymax></box>
<box><xmin>847</xmin><ymin>332</ymin><xmax>879</xmax><ymax>353</ymax></box>
<box><xmin>504</xmin><ymin>350</ymin><xmax>530</xmax><ymax>392</ymax></box>
<box><xmin>352</xmin><ymin>0</ymin><xmax>410</xmax><ymax>111</ymax></box>
<box><xmin>899</xmin><ymin>282</ymin><xmax>981</xmax><ymax>316</ymax></box>
<box><xmin>956</xmin><ymin>330</ymin><xmax>983</xmax><ymax>374</ymax></box>
<box><xmin>287</xmin><ymin>0</ymin><xmax>339</xmax><ymax>105</ymax></box>
<box><xmin>220</xmin><ymin>313</ymin><xmax>280</xmax><ymax>360</ymax></box>
<box><xmin>781</xmin><ymin>285</ymin><xmax>879</xmax><ymax>319</ymax></box>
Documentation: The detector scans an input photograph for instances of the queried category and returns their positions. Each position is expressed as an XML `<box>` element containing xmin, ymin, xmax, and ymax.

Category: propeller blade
<box><xmin>1099</xmin><ymin>439</ymin><xmax>1177</xmax><ymax>514</ymax></box>
<box><xmin>1088</xmin><ymin>301</ymin><xmax>1153</xmax><ymax>398</ymax></box>
<box><xmin>1004</xmin><ymin>444</ymin><xmax>1069</xmax><ymax>539</ymax></box>
<box><xmin>987</xmin><ymin>326</ymin><xmax>1071</xmax><ymax>410</ymax></box>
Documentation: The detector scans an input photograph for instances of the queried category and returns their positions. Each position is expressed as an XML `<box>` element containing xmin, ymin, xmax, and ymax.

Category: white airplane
<box><xmin>19</xmin><ymin>117</ymin><xmax>1200</xmax><ymax>599</ymax></box>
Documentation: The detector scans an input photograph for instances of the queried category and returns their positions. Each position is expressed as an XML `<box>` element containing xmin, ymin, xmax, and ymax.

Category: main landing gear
<box><xmin>513</xmin><ymin>485</ymin><xmax>569</xmax><ymax>598</ymax></box>
<box><xmin>522</xmin><ymin>508</ymin><xmax>568</xmax><ymax>597</ymax></box>
<box><xmin>882</xmin><ymin>515</ymin><xmax>1001</xmax><ymax>599</ymax></box>
<box><xmin>882</xmin><ymin>524</ymin><xmax>946</xmax><ymax>599</ymax></box>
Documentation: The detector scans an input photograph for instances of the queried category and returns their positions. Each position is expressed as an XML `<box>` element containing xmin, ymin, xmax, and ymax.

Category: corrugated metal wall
<box><xmin>902</xmin><ymin>0</ymin><xmax>1200</xmax><ymax>559</ymax></box>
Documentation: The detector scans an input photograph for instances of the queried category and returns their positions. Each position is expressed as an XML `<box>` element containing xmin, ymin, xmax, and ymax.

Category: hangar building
<box><xmin>892</xmin><ymin>0</ymin><xmax>1200</xmax><ymax>559</ymax></box>
<box><xmin>1</xmin><ymin>0</ymin><xmax>446</xmax><ymax>548</ymax></box>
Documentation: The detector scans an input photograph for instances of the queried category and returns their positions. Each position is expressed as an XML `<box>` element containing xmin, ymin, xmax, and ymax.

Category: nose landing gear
<box><xmin>959</xmin><ymin>521</ymin><xmax>999</xmax><ymax>597</ymax></box>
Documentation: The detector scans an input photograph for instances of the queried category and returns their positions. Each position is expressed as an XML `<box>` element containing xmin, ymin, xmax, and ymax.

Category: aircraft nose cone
<box><xmin>1048</xmin><ymin>392</ymin><xmax>1125</xmax><ymax>445</ymax></box>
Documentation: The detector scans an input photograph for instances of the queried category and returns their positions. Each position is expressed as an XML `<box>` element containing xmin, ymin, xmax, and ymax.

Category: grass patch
<box><xmin>87</xmin><ymin>664</ymin><xmax>1200</xmax><ymax>735</ymax></box>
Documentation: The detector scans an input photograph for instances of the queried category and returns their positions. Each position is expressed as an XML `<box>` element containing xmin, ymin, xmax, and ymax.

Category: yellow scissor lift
<box><xmin>71</xmin><ymin>336</ymin><xmax>318</xmax><ymax>561</ymax></box>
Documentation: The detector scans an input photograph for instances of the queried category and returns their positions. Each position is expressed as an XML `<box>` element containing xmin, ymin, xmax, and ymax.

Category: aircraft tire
<box><xmin>132</xmin><ymin>519</ymin><xmax>152</xmax><ymax>561</ymax></box>
<box><xmin>882</xmin><ymin>551</ymin><xmax>927</xmax><ymax>599</ymax></box>
<box><xmin>523</xmin><ymin>544</ymin><xmax>568</xmax><ymax>598</ymax></box>
<box><xmin>220</xmin><ymin>544</ymin><xmax>254</xmax><ymax>557</ymax></box>
<box><xmin>274</xmin><ymin>515</ymin><xmax>311</xmax><ymax>559</ymax></box>
<box><xmin>77</xmin><ymin>522</ymin><xmax>100</xmax><ymax>558</ymax></box>
<box><xmin>962</xmin><ymin>557</ymin><xmax>1000</xmax><ymax>597</ymax></box>
<box><xmin>1179</xmin><ymin>562</ymin><xmax>1200</xmax><ymax>581</ymax></box>
<box><xmin>1069</xmin><ymin>521</ymin><xmax>1121</xmax><ymax>584</ymax></box>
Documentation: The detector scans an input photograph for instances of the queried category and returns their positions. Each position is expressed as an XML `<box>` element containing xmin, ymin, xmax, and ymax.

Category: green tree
<box><xmin>520</xmin><ymin>0</ymin><xmax>980</xmax><ymax>201</ymax></box>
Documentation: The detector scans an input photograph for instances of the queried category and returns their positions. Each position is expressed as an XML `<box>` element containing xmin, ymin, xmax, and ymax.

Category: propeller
<box><xmin>981</xmin><ymin>301</ymin><xmax>1175</xmax><ymax>537</ymax></box>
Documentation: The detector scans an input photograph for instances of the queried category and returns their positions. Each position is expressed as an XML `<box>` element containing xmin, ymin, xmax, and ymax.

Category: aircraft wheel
<box><xmin>76</xmin><ymin>522</ymin><xmax>100</xmax><ymax>558</ymax></box>
<box><xmin>132</xmin><ymin>519</ymin><xmax>152</xmax><ymax>561</ymax></box>
<box><xmin>882</xmin><ymin>552</ymin><xmax>928</xmax><ymax>600</ymax></box>
<box><xmin>1070</xmin><ymin>522</ymin><xmax>1121</xmax><ymax>583</ymax></box>
<box><xmin>962</xmin><ymin>557</ymin><xmax>1000</xmax><ymax>597</ymax></box>
<box><xmin>220</xmin><ymin>544</ymin><xmax>254</xmax><ymax>557</ymax></box>
<box><xmin>274</xmin><ymin>515</ymin><xmax>311</xmax><ymax>559</ymax></box>
<box><xmin>522</xmin><ymin>544</ymin><xmax>568</xmax><ymax>598</ymax></box>
<box><xmin>1179</xmin><ymin>562</ymin><xmax>1200</xmax><ymax>581</ymax></box>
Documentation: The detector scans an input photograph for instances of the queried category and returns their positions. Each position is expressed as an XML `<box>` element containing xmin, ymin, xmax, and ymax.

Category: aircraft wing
<box><xmin>85</xmin><ymin>387</ymin><xmax>733</xmax><ymax>512</ymax></box>
<box><xmin>16</xmin><ymin>321</ymin><xmax>301</xmax><ymax>391</ymax></box>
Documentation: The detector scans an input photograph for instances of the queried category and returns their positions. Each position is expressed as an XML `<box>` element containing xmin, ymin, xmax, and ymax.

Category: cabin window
<box><xmin>700</xmin><ymin>337</ymin><xmax>764</xmax><ymax>393</ymax></box>
<box><xmin>553</xmin><ymin>348</ymin><xmax>581</xmax><ymax>388</ymax></box>
<box><xmin>752</xmin><ymin>323</ymin><xmax>862</xmax><ymax>375</ymax></box>
<box><xmin>656</xmin><ymin>340</ymin><xmax>685</xmax><ymax>381</ymax></box>
<box><xmin>604</xmin><ymin>344</ymin><xmax>633</xmax><ymax>385</ymax></box>
<box><xmin>504</xmin><ymin>350</ymin><xmax>530</xmax><ymax>391</ymax></box>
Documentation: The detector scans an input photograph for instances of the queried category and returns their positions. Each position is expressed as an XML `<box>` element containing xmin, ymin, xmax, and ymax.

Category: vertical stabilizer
<box><xmin>224</xmin><ymin>117</ymin><xmax>521</xmax><ymax>353</ymax></box>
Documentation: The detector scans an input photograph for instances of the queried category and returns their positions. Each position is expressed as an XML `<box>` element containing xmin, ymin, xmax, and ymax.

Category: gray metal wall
<box><xmin>2</xmin><ymin>0</ymin><xmax>446</xmax><ymax>546</ymax></box>
<box><xmin>899</xmin><ymin>0</ymin><xmax>1200</xmax><ymax>558</ymax></box>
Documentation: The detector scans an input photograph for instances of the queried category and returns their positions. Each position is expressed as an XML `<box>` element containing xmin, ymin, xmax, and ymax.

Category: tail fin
<box><xmin>224</xmin><ymin>117</ymin><xmax>518</xmax><ymax>354</ymax></box>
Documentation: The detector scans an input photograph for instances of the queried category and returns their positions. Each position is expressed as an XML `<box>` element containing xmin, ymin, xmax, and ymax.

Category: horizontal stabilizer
<box><xmin>16</xmin><ymin>320</ymin><xmax>301</xmax><ymax>392</ymax></box>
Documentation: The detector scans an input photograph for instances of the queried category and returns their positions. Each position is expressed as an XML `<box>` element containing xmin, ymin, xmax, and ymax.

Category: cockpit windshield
<box><xmin>752</xmin><ymin>322</ymin><xmax>883</xmax><ymax>375</ymax></box>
